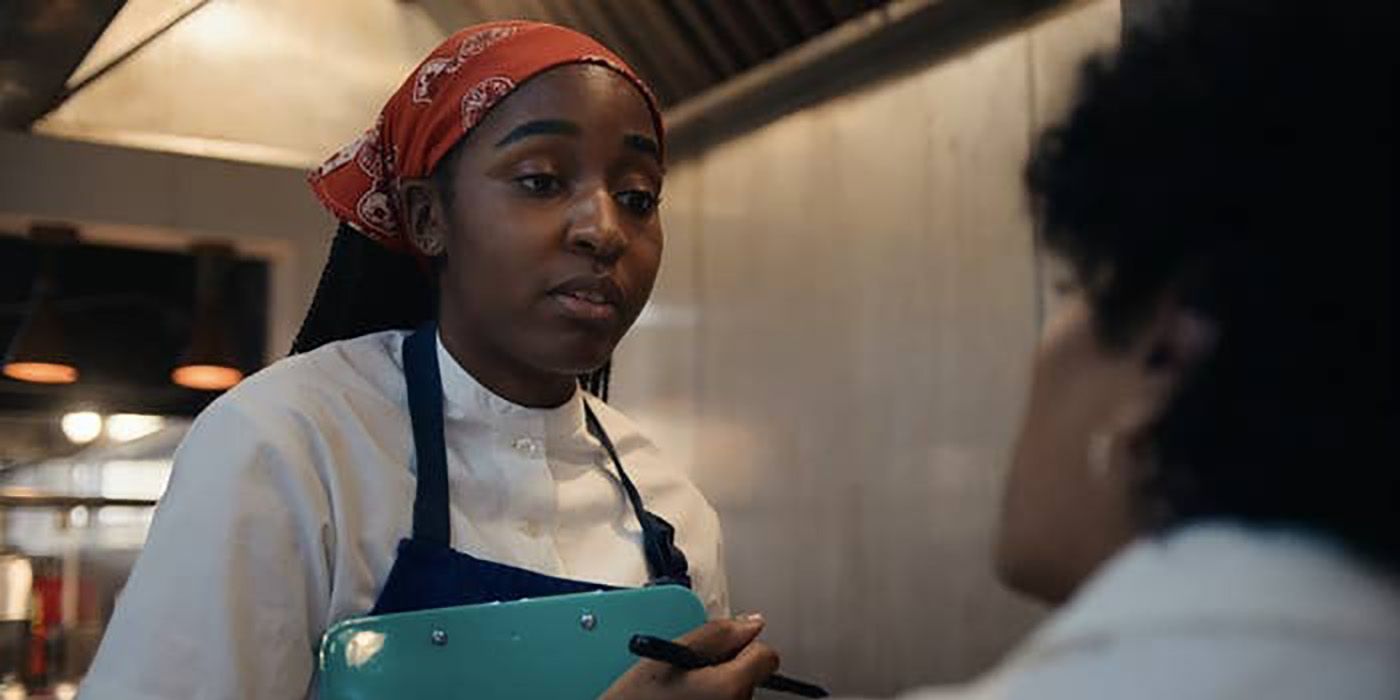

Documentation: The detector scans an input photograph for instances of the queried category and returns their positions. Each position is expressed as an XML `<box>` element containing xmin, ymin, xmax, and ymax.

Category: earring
<box><xmin>1087</xmin><ymin>430</ymin><xmax>1116</xmax><ymax>480</ymax></box>
<box><xmin>410</xmin><ymin>228</ymin><xmax>444</xmax><ymax>257</ymax></box>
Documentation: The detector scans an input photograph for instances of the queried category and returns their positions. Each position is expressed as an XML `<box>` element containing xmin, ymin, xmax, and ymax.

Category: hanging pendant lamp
<box><xmin>3</xmin><ymin>226</ymin><xmax>79</xmax><ymax>384</ymax></box>
<box><xmin>172</xmin><ymin>242</ymin><xmax>244</xmax><ymax>391</ymax></box>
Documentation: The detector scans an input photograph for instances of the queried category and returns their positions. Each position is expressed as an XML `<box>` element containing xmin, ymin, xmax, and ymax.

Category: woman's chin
<box><xmin>533</xmin><ymin>345</ymin><xmax>615</xmax><ymax>378</ymax></box>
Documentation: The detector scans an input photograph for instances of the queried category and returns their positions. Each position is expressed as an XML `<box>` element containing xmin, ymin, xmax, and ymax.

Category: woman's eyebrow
<box><xmin>623</xmin><ymin>133</ymin><xmax>660</xmax><ymax>163</ymax></box>
<box><xmin>495</xmin><ymin>119</ymin><xmax>581</xmax><ymax>148</ymax></box>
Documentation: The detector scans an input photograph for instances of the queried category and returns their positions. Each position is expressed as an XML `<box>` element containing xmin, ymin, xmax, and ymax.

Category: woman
<box><xmin>605</xmin><ymin>0</ymin><xmax>1399</xmax><ymax>697</ymax></box>
<box><xmin>83</xmin><ymin>22</ymin><xmax>728</xmax><ymax>699</ymax></box>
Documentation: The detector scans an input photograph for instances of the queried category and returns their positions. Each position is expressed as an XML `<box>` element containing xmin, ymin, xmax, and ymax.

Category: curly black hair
<box><xmin>1028</xmin><ymin>0</ymin><xmax>1396</xmax><ymax>569</ymax></box>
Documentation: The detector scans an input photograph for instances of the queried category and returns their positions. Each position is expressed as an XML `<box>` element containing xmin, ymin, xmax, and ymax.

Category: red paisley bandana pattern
<box><xmin>308</xmin><ymin>21</ymin><xmax>662</xmax><ymax>252</ymax></box>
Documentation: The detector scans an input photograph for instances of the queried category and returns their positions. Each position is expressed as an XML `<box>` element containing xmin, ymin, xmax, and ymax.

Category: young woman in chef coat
<box><xmin>83</xmin><ymin>22</ymin><xmax>728</xmax><ymax>699</ymax></box>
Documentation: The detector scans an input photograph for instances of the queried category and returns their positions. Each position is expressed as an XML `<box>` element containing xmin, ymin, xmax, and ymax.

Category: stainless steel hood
<box><xmin>0</xmin><ymin>0</ymin><xmax>127</xmax><ymax>128</ymax></box>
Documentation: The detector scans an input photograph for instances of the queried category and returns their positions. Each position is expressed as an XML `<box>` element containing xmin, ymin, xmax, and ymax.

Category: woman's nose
<box><xmin>564</xmin><ymin>187</ymin><xmax>625</xmax><ymax>263</ymax></box>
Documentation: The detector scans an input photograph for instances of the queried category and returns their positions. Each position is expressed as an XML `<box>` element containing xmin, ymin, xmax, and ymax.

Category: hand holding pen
<box><xmin>600</xmin><ymin>614</ymin><xmax>829</xmax><ymax>700</ymax></box>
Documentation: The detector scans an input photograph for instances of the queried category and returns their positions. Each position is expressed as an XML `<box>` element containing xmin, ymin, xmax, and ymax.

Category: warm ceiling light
<box><xmin>3</xmin><ymin>300</ymin><xmax>78</xmax><ymax>383</ymax></box>
<box><xmin>172</xmin><ymin>364</ymin><xmax>243</xmax><ymax>391</ymax></box>
<box><xmin>173</xmin><ymin>242</ymin><xmax>244</xmax><ymax>392</ymax></box>
<box><xmin>61</xmin><ymin>411</ymin><xmax>103</xmax><ymax>444</ymax></box>
<box><xmin>5</xmin><ymin>226</ymin><xmax>80</xmax><ymax>384</ymax></box>
<box><xmin>3</xmin><ymin>361</ymin><xmax>77</xmax><ymax>384</ymax></box>
<box><xmin>3</xmin><ymin>287</ymin><xmax>78</xmax><ymax>385</ymax></box>
<box><xmin>106</xmin><ymin>414</ymin><xmax>167</xmax><ymax>443</ymax></box>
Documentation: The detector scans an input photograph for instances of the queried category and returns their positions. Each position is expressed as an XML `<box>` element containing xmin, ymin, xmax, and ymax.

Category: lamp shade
<box><xmin>171</xmin><ymin>242</ymin><xmax>243</xmax><ymax>391</ymax></box>
<box><xmin>171</xmin><ymin>312</ymin><xmax>243</xmax><ymax>390</ymax></box>
<box><xmin>5</xmin><ymin>225</ymin><xmax>79</xmax><ymax>384</ymax></box>
<box><xmin>3</xmin><ymin>297</ymin><xmax>77</xmax><ymax>384</ymax></box>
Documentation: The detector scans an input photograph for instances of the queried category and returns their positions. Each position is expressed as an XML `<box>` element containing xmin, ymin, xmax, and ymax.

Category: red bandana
<box><xmin>308</xmin><ymin>21</ymin><xmax>662</xmax><ymax>253</ymax></box>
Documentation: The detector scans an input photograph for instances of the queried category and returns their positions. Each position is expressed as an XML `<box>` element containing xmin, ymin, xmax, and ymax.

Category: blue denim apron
<box><xmin>369</xmin><ymin>323</ymin><xmax>691</xmax><ymax>616</ymax></box>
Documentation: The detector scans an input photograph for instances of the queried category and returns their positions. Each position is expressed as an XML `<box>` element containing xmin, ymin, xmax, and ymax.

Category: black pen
<box><xmin>628</xmin><ymin>634</ymin><xmax>829</xmax><ymax>698</ymax></box>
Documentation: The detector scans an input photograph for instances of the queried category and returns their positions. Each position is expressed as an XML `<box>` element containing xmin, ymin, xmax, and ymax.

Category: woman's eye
<box><xmin>1051</xmin><ymin>277</ymin><xmax>1079</xmax><ymax>297</ymax></box>
<box><xmin>616</xmin><ymin>190</ymin><xmax>659</xmax><ymax>216</ymax></box>
<box><xmin>515</xmin><ymin>174</ymin><xmax>564</xmax><ymax>196</ymax></box>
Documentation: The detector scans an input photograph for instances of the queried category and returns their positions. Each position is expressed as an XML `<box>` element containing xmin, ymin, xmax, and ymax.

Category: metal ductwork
<box><xmin>410</xmin><ymin>0</ymin><xmax>893</xmax><ymax>108</ymax></box>
<box><xmin>0</xmin><ymin>0</ymin><xmax>127</xmax><ymax>129</ymax></box>
<box><xmin>3</xmin><ymin>0</ymin><xmax>1081</xmax><ymax>166</ymax></box>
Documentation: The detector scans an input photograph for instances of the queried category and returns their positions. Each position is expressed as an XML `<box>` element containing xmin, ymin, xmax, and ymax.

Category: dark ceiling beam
<box><xmin>777</xmin><ymin>0</ymin><xmax>829</xmax><ymax>38</ymax></box>
<box><xmin>818</xmin><ymin>0</ymin><xmax>863</xmax><ymax>22</ymax></box>
<box><xmin>593</xmin><ymin>1</ymin><xmax>694</xmax><ymax>103</ymax></box>
<box><xmin>0</xmin><ymin>0</ymin><xmax>128</xmax><ymax>128</ymax></box>
<box><xmin>537</xmin><ymin>0</ymin><xmax>591</xmax><ymax>31</ymax></box>
<box><xmin>666</xmin><ymin>0</ymin><xmax>1077</xmax><ymax>159</ymax></box>
<box><xmin>744</xmin><ymin>0</ymin><xmax>802</xmax><ymax>50</ymax></box>
<box><xmin>552</xmin><ymin>2</ymin><xmax>635</xmax><ymax>65</ymax></box>
<box><xmin>631</xmin><ymin>0</ymin><xmax>720</xmax><ymax>89</ymax></box>
<box><xmin>668</xmin><ymin>0</ymin><xmax>743</xmax><ymax>79</ymax></box>
<box><xmin>568</xmin><ymin>1</ymin><xmax>683</xmax><ymax>104</ymax></box>
<box><xmin>699</xmin><ymin>0</ymin><xmax>768</xmax><ymax>67</ymax></box>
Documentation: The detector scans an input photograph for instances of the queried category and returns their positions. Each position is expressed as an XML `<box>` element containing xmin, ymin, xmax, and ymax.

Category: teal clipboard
<box><xmin>318</xmin><ymin>586</ymin><xmax>707</xmax><ymax>700</ymax></box>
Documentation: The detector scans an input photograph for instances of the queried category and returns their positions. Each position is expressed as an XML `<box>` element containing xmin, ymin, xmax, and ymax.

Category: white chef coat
<box><xmin>81</xmin><ymin>329</ymin><xmax>729</xmax><ymax>700</ymax></box>
<box><xmin>858</xmin><ymin>523</ymin><xmax>1400</xmax><ymax>700</ymax></box>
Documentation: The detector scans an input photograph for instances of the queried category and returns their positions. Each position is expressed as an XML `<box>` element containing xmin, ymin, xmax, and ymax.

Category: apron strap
<box><xmin>404</xmin><ymin>321</ymin><xmax>689</xmax><ymax>585</ymax></box>
<box><xmin>585</xmin><ymin>402</ymin><xmax>692</xmax><ymax>588</ymax></box>
<box><xmin>404</xmin><ymin>323</ymin><xmax>451</xmax><ymax>547</ymax></box>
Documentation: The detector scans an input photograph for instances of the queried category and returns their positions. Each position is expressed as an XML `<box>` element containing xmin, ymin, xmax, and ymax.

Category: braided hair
<box><xmin>291</xmin><ymin>223</ymin><xmax>612</xmax><ymax>401</ymax></box>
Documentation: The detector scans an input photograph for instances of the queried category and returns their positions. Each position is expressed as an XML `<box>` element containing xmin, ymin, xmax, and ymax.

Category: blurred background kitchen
<box><xmin>0</xmin><ymin>0</ymin><xmax>1162</xmax><ymax>696</ymax></box>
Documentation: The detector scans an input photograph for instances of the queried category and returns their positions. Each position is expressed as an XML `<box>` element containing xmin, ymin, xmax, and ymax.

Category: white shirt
<box><xmin>82</xmin><ymin>330</ymin><xmax>728</xmax><ymax>700</ymax></box>
<box><xmin>866</xmin><ymin>524</ymin><xmax>1400</xmax><ymax>700</ymax></box>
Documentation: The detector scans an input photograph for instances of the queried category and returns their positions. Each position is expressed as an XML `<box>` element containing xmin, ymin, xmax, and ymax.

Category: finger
<box><xmin>676</xmin><ymin>616</ymin><xmax>766</xmax><ymax>661</ymax></box>
<box><xmin>727</xmin><ymin>640</ymin><xmax>781</xmax><ymax>689</ymax></box>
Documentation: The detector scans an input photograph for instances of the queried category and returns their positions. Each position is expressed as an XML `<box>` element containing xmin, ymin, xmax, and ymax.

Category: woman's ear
<box><xmin>400</xmin><ymin>178</ymin><xmax>449</xmax><ymax>257</ymax></box>
<box><xmin>1114</xmin><ymin>297</ymin><xmax>1220</xmax><ymax>438</ymax></box>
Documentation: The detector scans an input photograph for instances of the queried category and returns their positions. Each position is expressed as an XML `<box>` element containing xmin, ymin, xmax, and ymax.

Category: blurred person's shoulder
<box><xmin>985</xmin><ymin>524</ymin><xmax>1400</xmax><ymax>700</ymax></box>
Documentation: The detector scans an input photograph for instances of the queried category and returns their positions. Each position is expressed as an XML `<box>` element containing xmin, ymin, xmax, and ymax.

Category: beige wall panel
<box><xmin>611</xmin><ymin>1</ymin><xmax>1122</xmax><ymax>693</ymax></box>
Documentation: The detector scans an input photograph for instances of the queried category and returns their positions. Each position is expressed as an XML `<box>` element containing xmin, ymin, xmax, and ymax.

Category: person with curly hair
<box><xmin>604</xmin><ymin>0</ymin><xmax>1397</xmax><ymax>697</ymax></box>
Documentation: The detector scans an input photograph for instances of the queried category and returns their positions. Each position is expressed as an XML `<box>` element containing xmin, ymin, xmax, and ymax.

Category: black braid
<box><xmin>291</xmin><ymin>224</ymin><xmax>436</xmax><ymax>354</ymax></box>
<box><xmin>294</xmin><ymin>224</ymin><xmax>613</xmax><ymax>400</ymax></box>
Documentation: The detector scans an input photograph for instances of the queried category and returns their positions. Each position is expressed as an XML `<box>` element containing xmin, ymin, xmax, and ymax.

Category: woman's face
<box><xmin>412</xmin><ymin>64</ymin><xmax>663</xmax><ymax>384</ymax></box>
<box><xmin>995</xmin><ymin>290</ymin><xmax>1188</xmax><ymax>604</ymax></box>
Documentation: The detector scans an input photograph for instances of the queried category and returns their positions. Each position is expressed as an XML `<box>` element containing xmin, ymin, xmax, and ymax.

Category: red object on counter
<box><xmin>28</xmin><ymin>558</ymin><xmax>62</xmax><ymax>686</ymax></box>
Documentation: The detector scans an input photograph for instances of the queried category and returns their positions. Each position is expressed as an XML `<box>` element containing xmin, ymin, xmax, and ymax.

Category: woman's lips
<box><xmin>549</xmin><ymin>289</ymin><xmax>620</xmax><ymax>322</ymax></box>
<box><xmin>547</xmin><ymin>275</ymin><xmax>625</xmax><ymax>324</ymax></box>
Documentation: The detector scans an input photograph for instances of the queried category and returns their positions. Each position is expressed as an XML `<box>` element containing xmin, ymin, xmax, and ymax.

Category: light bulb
<box><xmin>172</xmin><ymin>364</ymin><xmax>243</xmax><ymax>391</ymax></box>
<box><xmin>60</xmin><ymin>411</ymin><xmax>103</xmax><ymax>444</ymax></box>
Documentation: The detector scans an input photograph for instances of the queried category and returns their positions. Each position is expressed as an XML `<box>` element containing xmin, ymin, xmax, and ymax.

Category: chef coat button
<box><xmin>512</xmin><ymin>437</ymin><xmax>542</xmax><ymax>458</ymax></box>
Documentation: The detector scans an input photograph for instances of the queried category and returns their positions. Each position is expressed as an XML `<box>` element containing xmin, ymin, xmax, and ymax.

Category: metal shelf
<box><xmin>0</xmin><ymin>488</ymin><xmax>155</xmax><ymax>509</ymax></box>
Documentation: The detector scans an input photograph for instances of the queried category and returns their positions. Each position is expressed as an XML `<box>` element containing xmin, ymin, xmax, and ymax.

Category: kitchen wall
<box><xmin>611</xmin><ymin>1</ymin><xmax>1122</xmax><ymax>693</ymax></box>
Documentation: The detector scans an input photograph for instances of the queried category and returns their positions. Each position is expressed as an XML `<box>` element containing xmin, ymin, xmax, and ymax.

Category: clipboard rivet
<box><xmin>430</xmin><ymin>629</ymin><xmax>449</xmax><ymax>646</ymax></box>
<box><xmin>580</xmin><ymin>613</ymin><xmax>598</xmax><ymax>631</ymax></box>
